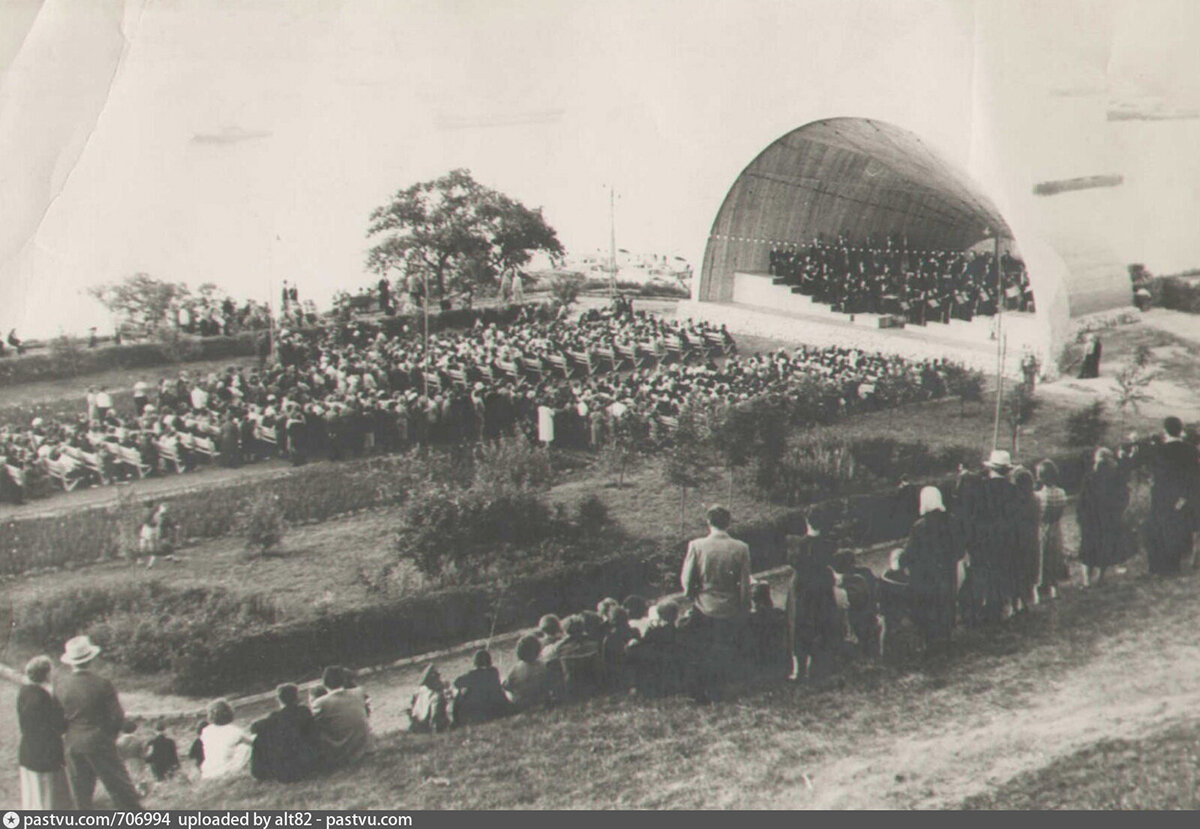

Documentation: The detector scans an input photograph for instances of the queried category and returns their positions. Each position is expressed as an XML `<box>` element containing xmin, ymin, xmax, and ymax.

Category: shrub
<box><xmin>575</xmin><ymin>494</ymin><xmax>609</xmax><ymax>537</ymax></box>
<box><xmin>549</xmin><ymin>273</ymin><xmax>585</xmax><ymax>309</ymax></box>
<box><xmin>236</xmin><ymin>491</ymin><xmax>287</xmax><ymax>555</ymax></box>
<box><xmin>12</xmin><ymin>581</ymin><xmax>282</xmax><ymax>691</ymax></box>
<box><xmin>473</xmin><ymin>438</ymin><xmax>554</xmax><ymax>493</ymax></box>
<box><xmin>1066</xmin><ymin>401</ymin><xmax>1110</xmax><ymax>448</ymax></box>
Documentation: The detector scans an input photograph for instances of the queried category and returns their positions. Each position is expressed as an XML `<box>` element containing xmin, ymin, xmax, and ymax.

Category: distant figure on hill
<box><xmin>1077</xmin><ymin>333</ymin><xmax>1102</xmax><ymax>379</ymax></box>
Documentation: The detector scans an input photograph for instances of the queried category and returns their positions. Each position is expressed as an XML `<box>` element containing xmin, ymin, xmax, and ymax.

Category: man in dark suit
<box><xmin>1149</xmin><ymin>417</ymin><xmax>1200</xmax><ymax>575</ymax></box>
<box><xmin>53</xmin><ymin>636</ymin><xmax>141</xmax><ymax>810</ymax></box>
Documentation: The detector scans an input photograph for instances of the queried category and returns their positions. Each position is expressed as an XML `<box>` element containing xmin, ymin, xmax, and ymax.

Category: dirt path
<box><xmin>785</xmin><ymin>632</ymin><xmax>1200</xmax><ymax>809</ymax></box>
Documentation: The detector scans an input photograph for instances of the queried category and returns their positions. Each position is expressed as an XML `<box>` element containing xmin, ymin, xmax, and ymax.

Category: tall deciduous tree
<box><xmin>87</xmin><ymin>273</ymin><xmax>190</xmax><ymax>333</ymax></box>
<box><xmin>366</xmin><ymin>169</ymin><xmax>563</xmax><ymax>297</ymax></box>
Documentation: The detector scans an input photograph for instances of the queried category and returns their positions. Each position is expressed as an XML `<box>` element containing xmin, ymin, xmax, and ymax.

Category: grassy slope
<box><xmin>148</xmin><ymin>540</ymin><xmax>1200</xmax><ymax>810</ymax></box>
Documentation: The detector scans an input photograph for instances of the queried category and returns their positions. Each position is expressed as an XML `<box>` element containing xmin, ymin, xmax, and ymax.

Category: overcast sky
<box><xmin>1</xmin><ymin>0</ymin><xmax>1198</xmax><ymax>337</ymax></box>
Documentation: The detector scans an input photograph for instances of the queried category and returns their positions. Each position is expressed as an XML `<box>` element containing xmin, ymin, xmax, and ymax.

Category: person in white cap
<box><xmin>52</xmin><ymin>636</ymin><xmax>141</xmax><ymax>810</ymax></box>
<box><xmin>968</xmin><ymin>449</ymin><xmax>1019</xmax><ymax>624</ymax></box>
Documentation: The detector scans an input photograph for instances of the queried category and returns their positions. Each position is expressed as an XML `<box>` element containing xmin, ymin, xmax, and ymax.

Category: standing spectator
<box><xmin>52</xmin><ymin>636</ymin><xmax>141</xmax><ymax>810</ymax></box>
<box><xmin>1147</xmin><ymin>417</ymin><xmax>1200</xmax><ymax>575</ymax></box>
<box><xmin>249</xmin><ymin>684</ymin><xmax>319</xmax><ymax>783</ymax></box>
<box><xmin>1034</xmin><ymin>460</ymin><xmax>1069</xmax><ymax>599</ymax></box>
<box><xmin>312</xmin><ymin>666</ymin><xmax>372</xmax><ymax>767</ymax></box>
<box><xmin>197</xmin><ymin>700</ymin><xmax>252</xmax><ymax>780</ymax></box>
<box><xmin>785</xmin><ymin>513</ymin><xmax>840</xmax><ymax>684</ymax></box>
<box><xmin>1077</xmin><ymin>334</ymin><xmax>1102</xmax><ymax>379</ymax></box>
<box><xmin>95</xmin><ymin>387</ymin><xmax>114</xmax><ymax>423</ymax></box>
<box><xmin>17</xmin><ymin>655</ymin><xmax>73</xmax><ymax>810</ymax></box>
<box><xmin>899</xmin><ymin>487</ymin><xmax>963</xmax><ymax>651</ymax></box>
<box><xmin>833</xmin><ymin>551</ymin><xmax>880</xmax><ymax>658</ymax></box>
<box><xmin>86</xmin><ymin>387</ymin><xmax>99</xmax><ymax>425</ymax></box>
<box><xmin>970</xmin><ymin>450</ymin><xmax>1019</xmax><ymax>622</ymax></box>
<box><xmin>1077</xmin><ymin>447</ymin><xmax>1131</xmax><ymax>586</ymax></box>
<box><xmin>451</xmin><ymin>650</ymin><xmax>511</xmax><ymax>726</ymax></box>
<box><xmin>1010</xmin><ymin>467</ymin><xmax>1042</xmax><ymax>612</ymax></box>
<box><xmin>680</xmin><ymin>505</ymin><xmax>752</xmax><ymax>701</ymax></box>
<box><xmin>144</xmin><ymin>721</ymin><xmax>180</xmax><ymax>782</ymax></box>
<box><xmin>132</xmin><ymin>380</ymin><xmax>150</xmax><ymax>416</ymax></box>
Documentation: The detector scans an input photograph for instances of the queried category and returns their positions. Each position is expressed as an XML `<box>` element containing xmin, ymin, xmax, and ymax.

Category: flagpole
<box><xmin>608</xmin><ymin>185</ymin><xmax>617</xmax><ymax>299</ymax></box>
<box><xmin>990</xmin><ymin>230</ymin><xmax>1004</xmax><ymax>450</ymax></box>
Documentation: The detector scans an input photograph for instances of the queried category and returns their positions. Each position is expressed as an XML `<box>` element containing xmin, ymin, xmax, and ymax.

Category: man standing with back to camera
<box><xmin>681</xmin><ymin>505</ymin><xmax>751</xmax><ymax>703</ymax></box>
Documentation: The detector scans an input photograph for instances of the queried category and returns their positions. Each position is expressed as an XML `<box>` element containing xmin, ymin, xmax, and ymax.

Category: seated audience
<box><xmin>503</xmin><ymin>636</ymin><xmax>558</xmax><ymax>711</ymax></box>
<box><xmin>250</xmin><ymin>684</ymin><xmax>319</xmax><ymax>783</ymax></box>
<box><xmin>451</xmin><ymin>650</ymin><xmax>511</xmax><ymax>726</ymax></box>
<box><xmin>198</xmin><ymin>699</ymin><xmax>253</xmax><ymax>780</ymax></box>
<box><xmin>545</xmin><ymin>615</ymin><xmax>605</xmax><ymax>701</ymax></box>
<box><xmin>601</xmin><ymin>606</ymin><xmax>641</xmax><ymax>689</ymax></box>
<box><xmin>535</xmin><ymin>615</ymin><xmax>564</xmax><ymax>648</ymax></box>
<box><xmin>312</xmin><ymin>666</ymin><xmax>372</xmax><ymax>767</ymax></box>
<box><xmin>145</xmin><ymin>721</ymin><xmax>180</xmax><ymax>782</ymax></box>
<box><xmin>622</xmin><ymin>595</ymin><xmax>651</xmax><ymax>635</ymax></box>
<box><xmin>626</xmin><ymin>600</ymin><xmax>683</xmax><ymax>697</ymax></box>
<box><xmin>833</xmin><ymin>551</ymin><xmax>881</xmax><ymax>657</ymax></box>
<box><xmin>409</xmin><ymin>664</ymin><xmax>451</xmax><ymax>734</ymax></box>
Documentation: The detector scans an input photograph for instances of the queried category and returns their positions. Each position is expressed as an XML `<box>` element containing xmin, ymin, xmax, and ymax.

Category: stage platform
<box><xmin>679</xmin><ymin>272</ymin><xmax>1045</xmax><ymax>376</ymax></box>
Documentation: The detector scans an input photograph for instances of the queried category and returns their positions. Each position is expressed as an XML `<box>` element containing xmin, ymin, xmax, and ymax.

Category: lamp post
<box><xmin>987</xmin><ymin>228</ymin><xmax>1005</xmax><ymax>451</ymax></box>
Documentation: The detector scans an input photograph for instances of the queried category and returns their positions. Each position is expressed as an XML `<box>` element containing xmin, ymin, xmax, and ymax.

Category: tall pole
<box><xmin>990</xmin><ymin>231</ymin><xmax>1004</xmax><ymax>450</ymax></box>
<box><xmin>423</xmin><ymin>271</ymin><xmax>430</xmax><ymax>397</ymax></box>
<box><xmin>609</xmin><ymin>185</ymin><xmax>617</xmax><ymax>299</ymax></box>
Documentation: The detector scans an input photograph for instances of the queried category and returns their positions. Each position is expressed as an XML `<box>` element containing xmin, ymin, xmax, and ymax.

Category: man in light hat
<box><xmin>965</xmin><ymin>449</ymin><xmax>1020</xmax><ymax>625</ymax></box>
<box><xmin>53</xmin><ymin>636</ymin><xmax>141</xmax><ymax>810</ymax></box>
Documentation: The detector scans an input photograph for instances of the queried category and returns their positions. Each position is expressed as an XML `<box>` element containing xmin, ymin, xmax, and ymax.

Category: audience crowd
<box><xmin>769</xmin><ymin>233</ymin><xmax>1034</xmax><ymax>325</ymax></box>
<box><xmin>1</xmin><ymin>301</ymin><xmax>964</xmax><ymax>505</ymax></box>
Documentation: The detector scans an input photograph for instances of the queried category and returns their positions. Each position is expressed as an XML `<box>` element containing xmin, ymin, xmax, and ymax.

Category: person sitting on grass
<box><xmin>503</xmin><ymin>636</ymin><xmax>558</xmax><ymax>711</ymax></box>
<box><xmin>250</xmin><ymin>684</ymin><xmax>319</xmax><ymax>783</ymax></box>
<box><xmin>545</xmin><ymin>614</ymin><xmax>605</xmax><ymax>702</ymax></box>
<box><xmin>626</xmin><ymin>600</ymin><xmax>682</xmax><ymax>697</ymax></box>
<box><xmin>198</xmin><ymin>699</ymin><xmax>253</xmax><ymax>780</ymax></box>
<box><xmin>145</xmin><ymin>720</ymin><xmax>179</xmax><ymax>782</ymax></box>
<box><xmin>622</xmin><ymin>595</ymin><xmax>651</xmax><ymax>636</ymax></box>
<box><xmin>452</xmin><ymin>650</ymin><xmax>511</xmax><ymax>726</ymax></box>
<box><xmin>601</xmin><ymin>606</ymin><xmax>641</xmax><ymax>689</ymax></box>
<box><xmin>535</xmin><ymin>614</ymin><xmax>564</xmax><ymax>648</ymax></box>
<box><xmin>409</xmin><ymin>664</ymin><xmax>451</xmax><ymax>734</ymax></box>
<box><xmin>312</xmin><ymin>666</ymin><xmax>372</xmax><ymax>768</ymax></box>
<box><xmin>748</xmin><ymin>582</ymin><xmax>790</xmax><ymax>678</ymax></box>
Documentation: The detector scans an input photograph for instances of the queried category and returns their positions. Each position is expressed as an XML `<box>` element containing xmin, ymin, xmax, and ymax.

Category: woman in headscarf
<box><xmin>1034</xmin><ymin>459</ymin><xmax>1069</xmax><ymax>599</ymax></box>
<box><xmin>1009</xmin><ymin>467</ymin><xmax>1042</xmax><ymax>613</ymax></box>
<box><xmin>1077</xmin><ymin>447</ymin><xmax>1131</xmax><ymax>586</ymax></box>
<box><xmin>899</xmin><ymin>486</ymin><xmax>963</xmax><ymax>650</ymax></box>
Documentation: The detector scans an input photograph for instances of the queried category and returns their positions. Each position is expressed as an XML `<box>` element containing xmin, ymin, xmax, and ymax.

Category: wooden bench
<box><xmin>156</xmin><ymin>438</ymin><xmax>187</xmax><ymax>474</ymax></box>
<box><xmin>546</xmin><ymin>353</ymin><xmax>579</xmax><ymax>380</ymax></box>
<box><xmin>476</xmin><ymin>363</ymin><xmax>499</xmax><ymax>386</ymax></box>
<box><xmin>446</xmin><ymin>367</ymin><xmax>470</xmax><ymax>389</ymax></box>
<box><xmin>70</xmin><ymin>448</ymin><xmax>110</xmax><ymax>485</ymax></box>
<box><xmin>655</xmin><ymin>414</ymin><xmax>680</xmax><ymax>434</ymax></box>
<box><xmin>593</xmin><ymin>346</ymin><xmax>618</xmax><ymax>373</ymax></box>
<box><xmin>637</xmin><ymin>342</ymin><xmax>663</xmax><ymax>368</ymax></box>
<box><xmin>254</xmin><ymin>422</ymin><xmax>279</xmax><ymax>449</ymax></box>
<box><xmin>704</xmin><ymin>330</ymin><xmax>737</xmax><ymax>357</ymax></box>
<box><xmin>114</xmin><ymin>444</ymin><xmax>151</xmax><ymax>478</ymax></box>
<box><xmin>43</xmin><ymin>455</ymin><xmax>84</xmax><ymax>491</ymax></box>
<box><xmin>498</xmin><ymin>360</ymin><xmax>523</xmax><ymax>384</ymax></box>
<box><xmin>181</xmin><ymin>433</ymin><xmax>218</xmax><ymax>462</ymax></box>
<box><xmin>566</xmin><ymin>349</ymin><xmax>595</xmax><ymax>377</ymax></box>
<box><xmin>613</xmin><ymin>343</ymin><xmax>641</xmax><ymax>371</ymax></box>
<box><xmin>521</xmin><ymin>356</ymin><xmax>545</xmax><ymax>383</ymax></box>
<box><xmin>4</xmin><ymin>463</ymin><xmax>26</xmax><ymax>491</ymax></box>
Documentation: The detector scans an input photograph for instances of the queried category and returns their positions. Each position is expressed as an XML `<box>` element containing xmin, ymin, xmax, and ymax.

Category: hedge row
<box><xmin>116</xmin><ymin>552</ymin><xmax>661</xmax><ymax>695</ymax></box>
<box><xmin>0</xmin><ymin>453</ymin><xmax>416</xmax><ymax>575</ymax></box>
<box><xmin>0</xmin><ymin>333</ymin><xmax>265</xmax><ymax>388</ymax></box>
